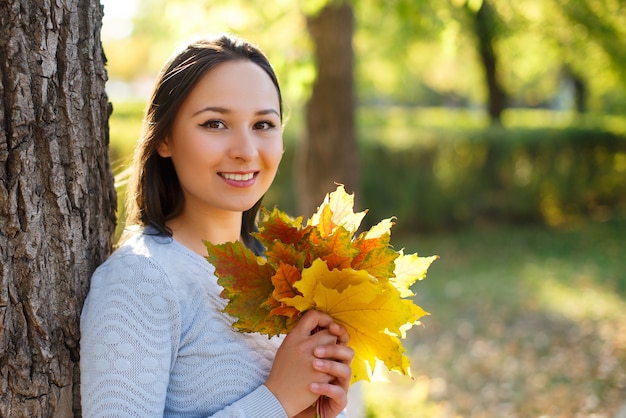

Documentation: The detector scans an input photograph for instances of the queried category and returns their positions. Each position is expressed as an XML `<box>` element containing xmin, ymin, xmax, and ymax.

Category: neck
<box><xmin>166</xmin><ymin>209</ymin><xmax>242</xmax><ymax>257</ymax></box>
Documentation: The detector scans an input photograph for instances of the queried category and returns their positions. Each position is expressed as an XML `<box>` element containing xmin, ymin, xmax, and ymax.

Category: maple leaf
<box><xmin>307</xmin><ymin>225</ymin><xmax>359</xmax><ymax>270</ymax></box>
<box><xmin>205</xmin><ymin>240</ymin><xmax>290</xmax><ymax>336</ymax></box>
<box><xmin>265</xmin><ymin>240</ymin><xmax>307</xmax><ymax>271</ymax></box>
<box><xmin>255</xmin><ymin>207</ymin><xmax>307</xmax><ymax>247</ymax></box>
<box><xmin>392</xmin><ymin>251</ymin><xmax>439</xmax><ymax>297</ymax></box>
<box><xmin>351</xmin><ymin>231</ymin><xmax>399</xmax><ymax>281</ymax></box>
<box><xmin>268</xmin><ymin>263</ymin><xmax>303</xmax><ymax>322</ymax></box>
<box><xmin>308</xmin><ymin>185</ymin><xmax>367</xmax><ymax>236</ymax></box>
<box><xmin>279</xmin><ymin>259</ymin><xmax>428</xmax><ymax>383</ymax></box>
<box><xmin>362</xmin><ymin>218</ymin><xmax>395</xmax><ymax>240</ymax></box>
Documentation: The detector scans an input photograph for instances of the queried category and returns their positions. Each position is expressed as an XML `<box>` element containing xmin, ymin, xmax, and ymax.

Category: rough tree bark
<box><xmin>0</xmin><ymin>0</ymin><xmax>116</xmax><ymax>416</ymax></box>
<box><xmin>295</xmin><ymin>1</ymin><xmax>359</xmax><ymax>215</ymax></box>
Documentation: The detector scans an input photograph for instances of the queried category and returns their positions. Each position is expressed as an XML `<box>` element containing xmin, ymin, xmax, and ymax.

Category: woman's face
<box><xmin>158</xmin><ymin>60</ymin><xmax>283</xmax><ymax>218</ymax></box>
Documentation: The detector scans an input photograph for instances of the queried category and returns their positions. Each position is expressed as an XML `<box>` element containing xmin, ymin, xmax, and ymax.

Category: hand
<box><xmin>265</xmin><ymin>311</ymin><xmax>353</xmax><ymax>418</ymax></box>
<box><xmin>308</xmin><ymin>321</ymin><xmax>353</xmax><ymax>418</ymax></box>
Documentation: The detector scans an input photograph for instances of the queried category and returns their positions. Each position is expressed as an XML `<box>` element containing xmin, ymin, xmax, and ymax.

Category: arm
<box><xmin>80</xmin><ymin>254</ymin><xmax>288</xmax><ymax>418</ymax></box>
<box><xmin>80</xmin><ymin>256</ymin><xmax>181</xmax><ymax>416</ymax></box>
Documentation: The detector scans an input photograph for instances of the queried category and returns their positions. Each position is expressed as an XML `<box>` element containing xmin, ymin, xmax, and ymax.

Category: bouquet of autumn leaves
<box><xmin>205</xmin><ymin>185</ymin><xmax>437</xmax><ymax>383</ymax></box>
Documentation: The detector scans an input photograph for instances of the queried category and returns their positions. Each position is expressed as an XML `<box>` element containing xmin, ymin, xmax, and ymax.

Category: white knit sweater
<box><xmin>80</xmin><ymin>229</ymin><xmax>287</xmax><ymax>417</ymax></box>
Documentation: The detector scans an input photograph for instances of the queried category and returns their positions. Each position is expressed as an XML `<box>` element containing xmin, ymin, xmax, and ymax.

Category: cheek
<box><xmin>270</xmin><ymin>138</ymin><xmax>284</xmax><ymax>165</ymax></box>
<box><xmin>169</xmin><ymin>140</ymin><xmax>218</xmax><ymax>182</ymax></box>
<box><xmin>273</xmin><ymin>143</ymin><xmax>284</xmax><ymax>165</ymax></box>
<box><xmin>171</xmin><ymin>130</ymin><xmax>221</xmax><ymax>164</ymax></box>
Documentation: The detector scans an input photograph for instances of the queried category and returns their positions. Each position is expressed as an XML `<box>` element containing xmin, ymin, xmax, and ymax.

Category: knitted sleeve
<box><xmin>80</xmin><ymin>253</ymin><xmax>182</xmax><ymax>416</ymax></box>
<box><xmin>79</xmin><ymin>251</ymin><xmax>286</xmax><ymax>417</ymax></box>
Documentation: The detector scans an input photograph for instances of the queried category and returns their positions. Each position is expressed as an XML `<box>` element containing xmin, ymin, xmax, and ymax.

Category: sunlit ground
<box><xmin>359</xmin><ymin>219</ymin><xmax>626</xmax><ymax>417</ymax></box>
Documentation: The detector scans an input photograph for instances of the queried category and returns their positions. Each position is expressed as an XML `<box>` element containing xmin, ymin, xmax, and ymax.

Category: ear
<box><xmin>157</xmin><ymin>138</ymin><xmax>172</xmax><ymax>158</ymax></box>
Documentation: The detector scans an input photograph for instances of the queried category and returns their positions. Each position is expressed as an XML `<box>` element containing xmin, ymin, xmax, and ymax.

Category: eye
<box><xmin>200</xmin><ymin>120</ymin><xmax>225</xmax><ymax>129</ymax></box>
<box><xmin>254</xmin><ymin>121</ymin><xmax>276</xmax><ymax>130</ymax></box>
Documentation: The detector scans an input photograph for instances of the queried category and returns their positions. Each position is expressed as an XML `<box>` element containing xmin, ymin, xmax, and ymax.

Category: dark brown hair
<box><xmin>125</xmin><ymin>34</ymin><xmax>283</xmax><ymax>254</ymax></box>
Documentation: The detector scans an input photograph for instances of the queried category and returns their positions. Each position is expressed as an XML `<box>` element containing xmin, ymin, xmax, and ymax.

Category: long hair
<box><xmin>125</xmin><ymin>34</ymin><xmax>283</xmax><ymax>254</ymax></box>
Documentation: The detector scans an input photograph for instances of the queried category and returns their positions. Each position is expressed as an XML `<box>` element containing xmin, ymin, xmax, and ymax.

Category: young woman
<box><xmin>80</xmin><ymin>34</ymin><xmax>354</xmax><ymax>417</ymax></box>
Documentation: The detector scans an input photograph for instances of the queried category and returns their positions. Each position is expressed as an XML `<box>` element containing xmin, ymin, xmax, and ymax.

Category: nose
<box><xmin>228</xmin><ymin>128</ymin><xmax>258</xmax><ymax>161</ymax></box>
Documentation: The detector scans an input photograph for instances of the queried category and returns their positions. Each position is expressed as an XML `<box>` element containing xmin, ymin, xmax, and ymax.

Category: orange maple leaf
<box><xmin>308</xmin><ymin>226</ymin><xmax>359</xmax><ymax>270</ymax></box>
<box><xmin>352</xmin><ymin>233</ymin><xmax>399</xmax><ymax>281</ymax></box>
<box><xmin>205</xmin><ymin>240</ymin><xmax>290</xmax><ymax>335</ymax></box>
<box><xmin>256</xmin><ymin>207</ymin><xmax>307</xmax><ymax>246</ymax></box>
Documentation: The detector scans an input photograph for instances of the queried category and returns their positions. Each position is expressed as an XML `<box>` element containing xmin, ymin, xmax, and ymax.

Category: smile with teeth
<box><xmin>221</xmin><ymin>172</ymin><xmax>256</xmax><ymax>181</ymax></box>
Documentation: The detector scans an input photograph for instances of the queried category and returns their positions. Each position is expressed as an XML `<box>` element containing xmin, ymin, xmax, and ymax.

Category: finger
<box><xmin>314</xmin><ymin>344</ymin><xmax>355</xmax><ymax>364</ymax></box>
<box><xmin>309</xmin><ymin>383</ymin><xmax>348</xmax><ymax>416</ymax></box>
<box><xmin>328</xmin><ymin>322</ymin><xmax>350</xmax><ymax>345</ymax></box>
<box><xmin>311</xmin><ymin>358</ymin><xmax>352</xmax><ymax>382</ymax></box>
<box><xmin>295</xmin><ymin>310</ymin><xmax>335</xmax><ymax>336</ymax></box>
<box><xmin>310</xmin><ymin>329</ymin><xmax>339</xmax><ymax>348</ymax></box>
<box><xmin>309</xmin><ymin>381</ymin><xmax>347</xmax><ymax>408</ymax></box>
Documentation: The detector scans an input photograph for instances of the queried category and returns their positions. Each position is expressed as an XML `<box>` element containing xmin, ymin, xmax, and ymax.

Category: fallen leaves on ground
<box><xmin>365</xmin><ymin>304</ymin><xmax>626</xmax><ymax>417</ymax></box>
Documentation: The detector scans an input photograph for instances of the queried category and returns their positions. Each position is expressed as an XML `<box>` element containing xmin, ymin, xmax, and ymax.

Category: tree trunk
<box><xmin>296</xmin><ymin>2</ymin><xmax>359</xmax><ymax>215</ymax></box>
<box><xmin>471</xmin><ymin>0</ymin><xmax>507</xmax><ymax>125</ymax></box>
<box><xmin>0</xmin><ymin>0</ymin><xmax>116</xmax><ymax>416</ymax></box>
<box><xmin>572</xmin><ymin>74</ymin><xmax>586</xmax><ymax>114</ymax></box>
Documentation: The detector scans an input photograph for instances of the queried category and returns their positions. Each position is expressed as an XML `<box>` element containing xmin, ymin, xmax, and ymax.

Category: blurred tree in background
<box><xmin>296</xmin><ymin>1</ymin><xmax>358</xmax><ymax>215</ymax></box>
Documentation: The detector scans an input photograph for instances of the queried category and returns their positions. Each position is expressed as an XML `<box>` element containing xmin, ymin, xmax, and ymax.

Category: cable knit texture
<box><xmin>80</xmin><ymin>229</ymin><xmax>287</xmax><ymax>417</ymax></box>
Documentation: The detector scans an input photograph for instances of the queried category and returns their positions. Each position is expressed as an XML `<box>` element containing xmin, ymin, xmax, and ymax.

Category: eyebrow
<box><xmin>193</xmin><ymin>106</ymin><xmax>280</xmax><ymax>117</ymax></box>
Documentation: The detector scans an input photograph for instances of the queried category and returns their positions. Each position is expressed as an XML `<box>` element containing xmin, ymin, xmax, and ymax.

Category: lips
<box><xmin>220</xmin><ymin>172</ymin><xmax>256</xmax><ymax>181</ymax></box>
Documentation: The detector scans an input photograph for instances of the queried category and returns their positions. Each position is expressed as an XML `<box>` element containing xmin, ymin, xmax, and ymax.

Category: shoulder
<box><xmin>103</xmin><ymin>228</ymin><xmax>177</xmax><ymax>268</ymax></box>
<box><xmin>81</xmin><ymin>230</ymin><xmax>190</xmax><ymax>351</ymax></box>
<box><xmin>85</xmin><ymin>231</ymin><xmax>180</xmax><ymax>311</ymax></box>
<box><xmin>94</xmin><ymin>228</ymin><xmax>212</xmax><ymax>282</ymax></box>
<box><xmin>86</xmin><ymin>228</ymin><xmax>217</xmax><ymax>311</ymax></box>
<box><xmin>90</xmin><ymin>232</ymin><xmax>164</xmax><ymax>287</ymax></box>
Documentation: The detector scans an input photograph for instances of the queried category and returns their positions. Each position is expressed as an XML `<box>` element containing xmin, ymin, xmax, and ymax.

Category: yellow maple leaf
<box><xmin>308</xmin><ymin>185</ymin><xmax>367</xmax><ymax>236</ymax></box>
<box><xmin>279</xmin><ymin>259</ymin><xmax>427</xmax><ymax>383</ymax></box>
<box><xmin>363</xmin><ymin>217</ymin><xmax>395</xmax><ymax>240</ymax></box>
<box><xmin>392</xmin><ymin>251</ymin><xmax>440</xmax><ymax>297</ymax></box>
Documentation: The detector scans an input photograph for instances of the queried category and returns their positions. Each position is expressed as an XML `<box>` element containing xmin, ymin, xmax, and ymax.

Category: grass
<box><xmin>358</xmin><ymin>218</ymin><xmax>626</xmax><ymax>417</ymax></box>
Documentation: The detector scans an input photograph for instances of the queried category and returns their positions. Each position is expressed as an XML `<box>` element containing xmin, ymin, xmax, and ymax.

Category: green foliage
<box><xmin>559</xmin><ymin>0</ymin><xmax>626</xmax><ymax>84</ymax></box>
<box><xmin>359</xmin><ymin>122</ymin><xmax>626</xmax><ymax>232</ymax></box>
<box><xmin>352</xmin><ymin>0</ymin><xmax>626</xmax><ymax>112</ymax></box>
<box><xmin>108</xmin><ymin>100</ymin><xmax>144</xmax><ymax>162</ymax></box>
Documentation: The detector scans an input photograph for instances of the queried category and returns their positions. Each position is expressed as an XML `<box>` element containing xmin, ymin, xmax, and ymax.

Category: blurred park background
<box><xmin>100</xmin><ymin>0</ymin><xmax>626</xmax><ymax>416</ymax></box>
